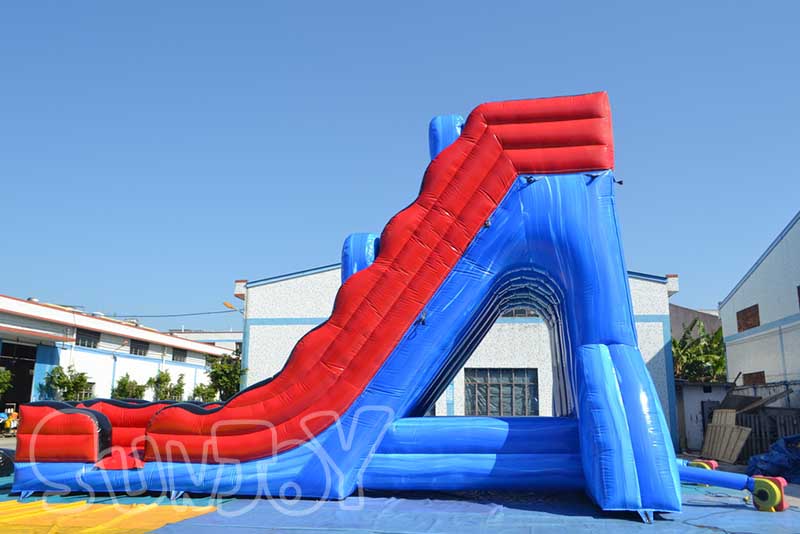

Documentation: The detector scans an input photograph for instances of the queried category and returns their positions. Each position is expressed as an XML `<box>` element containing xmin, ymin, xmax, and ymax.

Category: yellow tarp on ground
<box><xmin>0</xmin><ymin>499</ymin><xmax>214</xmax><ymax>533</ymax></box>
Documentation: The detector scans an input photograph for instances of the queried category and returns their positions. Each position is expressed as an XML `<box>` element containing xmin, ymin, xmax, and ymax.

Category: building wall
<box><xmin>0</xmin><ymin>312</ymin><xmax>68</xmax><ymax>339</ymax></box>
<box><xmin>443</xmin><ymin>320</ymin><xmax>555</xmax><ymax>417</ymax></box>
<box><xmin>246</xmin><ymin>267</ymin><xmax>340</xmax><ymax>319</ymax></box>
<box><xmin>242</xmin><ymin>266</ymin><xmax>341</xmax><ymax>386</ymax></box>
<box><xmin>169</xmin><ymin>331</ymin><xmax>242</xmax><ymax>354</ymax></box>
<box><xmin>243</xmin><ymin>267</ymin><xmax>676</xmax><ymax>429</ymax></box>
<box><xmin>1</xmin><ymin>311</ymin><xmax>216</xmax><ymax>366</ymax></box>
<box><xmin>669</xmin><ymin>304</ymin><xmax>721</xmax><ymax>339</ymax></box>
<box><xmin>245</xmin><ymin>323</ymin><xmax>320</xmax><ymax>384</ymax></box>
<box><xmin>720</xmin><ymin>214</ymin><xmax>799</xmax><ymax>333</ymax></box>
<box><xmin>725</xmin><ymin>321</ymin><xmax>800</xmax><ymax>385</ymax></box>
<box><xmin>0</xmin><ymin>306</ymin><xmax>219</xmax><ymax>403</ymax></box>
<box><xmin>677</xmin><ymin>383</ymin><xmax>729</xmax><ymax>451</ymax></box>
<box><xmin>55</xmin><ymin>343</ymin><xmax>209</xmax><ymax>401</ymax></box>
<box><xmin>719</xmin><ymin>213</ymin><xmax>800</xmax><ymax>384</ymax></box>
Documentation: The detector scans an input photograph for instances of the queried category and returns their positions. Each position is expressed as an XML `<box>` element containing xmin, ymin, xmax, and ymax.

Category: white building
<box><xmin>674</xmin><ymin>380</ymin><xmax>731</xmax><ymax>451</ymax></box>
<box><xmin>719</xmin><ymin>210</ymin><xmax>800</xmax><ymax>403</ymax></box>
<box><xmin>167</xmin><ymin>330</ymin><xmax>242</xmax><ymax>354</ymax></box>
<box><xmin>0</xmin><ymin>295</ymin><xmax>229</xmax><ymax>407</ymax></box>
<box><xmin>235</xmin><ymin>265</ymin><xmax>681</xmax><ymax>438</ymax></box>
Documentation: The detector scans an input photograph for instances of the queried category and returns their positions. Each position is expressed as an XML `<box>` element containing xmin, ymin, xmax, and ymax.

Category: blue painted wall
<box><xmin>31</xmin><ymin>344</ymin><xmax>60</xmax><ymax>401</ymax></box>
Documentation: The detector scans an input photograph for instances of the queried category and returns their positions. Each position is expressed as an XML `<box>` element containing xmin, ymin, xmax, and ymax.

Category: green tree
<box><xmin>0</xmin><ymin>368</ymin><xmax>13</xmax><ymax>399</ymax></box>
<box><xmin>672</xmin><ymin>319</ymin><xmax>727</xmax><ymax>382</ymax></box>
<box><xmin>168</xmin><ymin>374</ymin><xmax>185</xmax><ymax>401</ymax></box>
<box><xmin>110</xmin><ymin>373</ymin><xmax>147</xmax><ymax>400</ymax></box>
<box><xmin>146</xmin><ymin>370</ymin><xmax>185</xmax><ymax>401</ymax></box>
<box><xmin>191</xmin><ymin>383</ymin><xmax>217</xmax><ymax>402</ymax></box>
<box><xmin>146</xmin><ymin>370</ymin><xmax>171</xmax><ymax>400</ymax></box>
<box><xmin>206</xmin><ymin>352</ymin><xmax>244</xmax><ymax>401</ymax></box>
<box><xmin>42</xmin><ymin>365</ymin><xmax>91</xmax><ymax>401</ymax></box>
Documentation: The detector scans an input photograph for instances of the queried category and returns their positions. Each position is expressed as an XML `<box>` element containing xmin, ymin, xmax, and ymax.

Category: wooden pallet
<box><xmin>711</xmin><ymin>409</ymin><xmax>737</xmax><ymax>426</ymax></box>
<box><xmin>701</xmin><ymin>410</ymin><xmax>752</xmax><ymax>463</ymax></box>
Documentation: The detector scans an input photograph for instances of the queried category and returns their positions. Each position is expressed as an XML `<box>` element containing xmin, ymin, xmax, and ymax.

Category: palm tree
<box><xmin>672</xmin><ymin>319</ymin><xmax>726</xmax><ymax>382</ymax></box>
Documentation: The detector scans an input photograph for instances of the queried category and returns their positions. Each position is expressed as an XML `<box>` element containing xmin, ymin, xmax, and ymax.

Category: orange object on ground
<box><xmin>0</xmin><ymin>498</ymin><xmax>215</xmax><ymax>533</ymax></box>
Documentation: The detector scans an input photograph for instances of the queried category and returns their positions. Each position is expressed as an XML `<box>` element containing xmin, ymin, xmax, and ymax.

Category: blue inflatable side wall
<box><xmin>428</xmin><ymin>114</ymin><xmax>464</xmax><ymax>159</ymax></box>
<box><xmin>341</xmin><ymin>232</ymin><xmax>380</xmax><ymax>284</ymax></box>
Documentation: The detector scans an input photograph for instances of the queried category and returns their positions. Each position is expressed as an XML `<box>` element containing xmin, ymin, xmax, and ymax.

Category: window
<box><xmin>501</xmin><ymin>308</ymin><xmax>538</xmax><ymax>318</ymax></box>
<box><xmin>172</xmin><ymin>348</ymin><xmax>187</xmax><ymax>362</ymax></box>
<box><xmin>75</xmin><ymin>329</ymin><xmax>101</xmax><ymax>349</ymax></box>
<box><xmin>1</xmin><ymin>342</ymin><xmax>36</xmax><ymax>360</ymax></box>
<box><xmin>742</xmin><ymin>371</ymin><xmax>766</xmax><ymax>386</ymax></box>
<box><xmin>130</xmin><ymin>339</ymin><xmax>149</xmax><ymax>356</ymax></box>
<box><xmin>464</xmin><ymin>368</ymin><xmax>538</xmax><ymax>416</ymax></box>
<box><xmin>736</xmin><ymin>304</ymin><xmax>760</xmax><ymax>333</ymax></box>
<box><xmin>75</xmin><ymin>382</ymin><xmax>95</xmax><ymax>401</ymax></box>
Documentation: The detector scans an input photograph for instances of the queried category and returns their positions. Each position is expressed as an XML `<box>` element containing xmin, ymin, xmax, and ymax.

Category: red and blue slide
<box><xmin>15</xmin><ymin>92</ymin><xmax>694</xmax><ymax>514</ymax></box>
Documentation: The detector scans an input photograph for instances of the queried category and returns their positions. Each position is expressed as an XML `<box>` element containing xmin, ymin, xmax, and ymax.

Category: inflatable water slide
<box><xmin>14</xmin><ymin>92</ymin><xmax>684</xmax><ymax>513</ymax></box>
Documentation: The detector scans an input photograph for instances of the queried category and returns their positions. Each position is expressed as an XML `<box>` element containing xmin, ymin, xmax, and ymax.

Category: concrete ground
<box><xmin>151</xmin><ymin>486</ymin><xmax>799</xmax><ymax>534</ymax></box>
<box><xmin>0</xmin><ymin>473</ymin><xmax>797</xmax><ymax>534</ymax></box>
<box><xmin>0</xmin><ymin>437</ymin><xmax>16</xmax><ymax>450</ymax></box>
<box><xmin>1</xmin><ymin>441</ymin><xmax>798</xmax><ymax>533</ymax></box>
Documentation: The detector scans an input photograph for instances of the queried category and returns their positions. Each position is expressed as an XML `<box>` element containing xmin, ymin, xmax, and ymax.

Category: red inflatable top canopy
<box><xmin>466</xmin><ymin>93</ymin><xmax>613</xmax><ymax>173</ymax></box>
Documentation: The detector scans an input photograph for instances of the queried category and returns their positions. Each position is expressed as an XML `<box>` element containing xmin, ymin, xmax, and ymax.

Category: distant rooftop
<box><xmin>720</xmin><ymin>209</ymin><xmax>800</xmax><ymax>308</ymax></box>
<box><xmin>0</xmin><ymin>294</ymin><xmax>229</xmax><ymax>356</ymax></box>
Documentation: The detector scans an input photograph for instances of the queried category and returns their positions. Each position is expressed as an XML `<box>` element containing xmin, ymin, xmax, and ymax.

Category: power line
<box><xmin>110</xmin><ymin>309</ymin><xmax>241</xmax><ymax>319</ymax></box>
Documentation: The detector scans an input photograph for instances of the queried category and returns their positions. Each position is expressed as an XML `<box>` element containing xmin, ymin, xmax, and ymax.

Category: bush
<box><xmin>110</xmin><ymin>373</ymin><xmax>147</xmax><ymax>400</ymax></box>
<box><xmin>170</xmin><ymin>374</ymin><xmax>185</xmax><ymax>400</ymax></box>
<box><xmin>147</xmin><ymin>370</ymin><xmax>185</xmax><ymax>401</ymax></box>
<box><xmin>0</xmin><ymin>368</ymin><xmax>12</xmax><ymax>399</ymax></box>
<box><xmin>191</xmin><ymin>383</ymin><xmax>217</xmax><ymax>402</ymax></box>
<box><xmin>206</xmin><ymin>353</ymin><xmax>244</xmax><ymax>401</ymax></box>
<box><xmin>146</xmin><ymin>370</ymin><xmax>171</xmax><ymax>400</ymax></box>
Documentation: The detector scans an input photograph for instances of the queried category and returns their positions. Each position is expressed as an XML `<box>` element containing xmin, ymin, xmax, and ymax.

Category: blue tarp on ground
<box><xmin>151</xmin><ymin>485</ymin><xmax>799</xmax><ymax>534</ymax></box>
<box><xmin>1</xmin><ymin>475</ymin><xmax>796</xmax><ymax>533</ymax></box>
<box><xmin>748</xmin><ymin>434</ymin><xmax>800</xmax><ymax>483</ymax></box>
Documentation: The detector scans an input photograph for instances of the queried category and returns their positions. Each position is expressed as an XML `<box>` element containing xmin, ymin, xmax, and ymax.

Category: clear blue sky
<box><xmin>1</xmin><ymin>2</ymin><xmax>798</xmax><ymax>332</ymax></box>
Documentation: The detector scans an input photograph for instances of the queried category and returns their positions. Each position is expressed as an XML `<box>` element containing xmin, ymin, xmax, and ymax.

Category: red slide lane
<box><xmin>144</xmin><ymin>93</ymin><xmax>614</xmax><ymax>462</ymax></box>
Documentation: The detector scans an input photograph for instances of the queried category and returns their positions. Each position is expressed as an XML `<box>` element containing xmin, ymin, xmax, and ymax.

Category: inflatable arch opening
<box><xmin>345</xmin><ymin>239</ymin><xmax>575</xmax><ymax>418</ymax></box>
<box><xmin>14</xmin><ymin>93</ymin><xmax>681</xmax><ymax>514</ymax></box>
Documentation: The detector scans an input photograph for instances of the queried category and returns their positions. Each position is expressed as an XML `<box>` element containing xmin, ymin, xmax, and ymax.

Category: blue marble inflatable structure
<box><xmin>15</xmin><ymin>94</ymin><xmax>682</xmax><ymax>515</ymax></box>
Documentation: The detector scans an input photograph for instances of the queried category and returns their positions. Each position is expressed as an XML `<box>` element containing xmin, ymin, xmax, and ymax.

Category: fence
<box><xmin>733</xmin><ymin>380</ymin><xmax>800</xmax><ymax>409</ymax></box>
<box><xmin>736</xmin><ymin>411</ymin><xmax>800</xmax><ymax>461</ymax></box>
